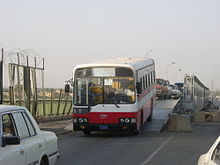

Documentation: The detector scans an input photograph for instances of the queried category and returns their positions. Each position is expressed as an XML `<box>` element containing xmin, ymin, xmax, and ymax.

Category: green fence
<box><xmin>3</xmin><ymin>90</ymin><xmax>73</xmax><ymax>118</ymax></box>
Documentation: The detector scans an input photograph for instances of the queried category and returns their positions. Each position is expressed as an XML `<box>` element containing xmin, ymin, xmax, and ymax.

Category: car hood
<box><xmin>171</xmin><ymin>90</ymin><xmax>179</xmax><ymax>93</ymax></box>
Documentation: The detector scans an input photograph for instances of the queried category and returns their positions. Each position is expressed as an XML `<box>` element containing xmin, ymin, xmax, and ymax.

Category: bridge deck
<box><xmin>144</xmin><ymin>99</ymin><xmax>179</xmax><ymax>132</ymax></box>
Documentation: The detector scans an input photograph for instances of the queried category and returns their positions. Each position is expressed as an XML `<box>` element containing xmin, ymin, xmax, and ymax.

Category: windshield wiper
<box><xmin>113</xmin><ymin>102</ymin><xmax>120</xmax><ymax>108</ymax></box>
<box><xmin>106</xmin><ymin>96</ymin><xmax>120</xmax><ymax>108</ymax></box>
<box><xmin>87</xmin><ymin>102</ymin><xmax>98</xmax><ymax>111</ymax></box>
<box><xmin>108</xmin><ymin>96</ymin><xmax>120</xmax><ymax>108</ymax></box>
<box><xmin>87</xmin><ymin>104</ymin><xmax>91</xmax><ymax>112</ymax></box>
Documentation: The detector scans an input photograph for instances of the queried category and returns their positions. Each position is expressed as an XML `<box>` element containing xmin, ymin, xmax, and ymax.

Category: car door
<box><xmin>12</xmin><ymin>111</ymin><xmax>44</xmax><ymax>165</ymax></box>
<box><xmin>0</xmin><ymin>113</ymin><xmax>25</xmax><ymax>165</ymax></box>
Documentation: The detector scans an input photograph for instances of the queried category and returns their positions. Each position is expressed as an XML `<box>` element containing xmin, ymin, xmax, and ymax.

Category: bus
<box><xmin>66</xmin><ymin>57</ymin><xmax>156</xmax><ymax>135</ymax></box>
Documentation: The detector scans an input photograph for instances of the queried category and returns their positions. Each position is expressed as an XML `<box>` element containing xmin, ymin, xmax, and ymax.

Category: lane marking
<box><xmin>140</xmin><ymin>135</ymin><xmax>174</xmax><ymax>165</ymax></box>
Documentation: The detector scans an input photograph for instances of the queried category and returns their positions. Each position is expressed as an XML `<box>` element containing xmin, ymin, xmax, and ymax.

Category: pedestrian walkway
<box><xmin>39</xmin><ymin>119</ymin><xmax>73</xmax><ymax>135</ymax></box>
<box><xmin>144</xmin><ymin>99</ymin><xmax>179</xmax><ymax>132</ymax></box>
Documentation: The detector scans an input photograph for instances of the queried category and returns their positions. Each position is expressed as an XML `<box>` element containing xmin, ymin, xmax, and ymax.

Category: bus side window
<box><xmin>145</xmin><ymin>75</ymin><xmax>148</xmax><ymax>88</ymax></box>
<box><xmin>154</xmin><ymin>71</ymin><xmax>156</xmax><ymax>83</ymax></box>
<box><xmin>148</xmin><ymin>73</ymin><xmax>150</xmax><ymax>87</ymax></box>
<box><xmin>136</xmin><ymin>82</ymin><xmax>142</xmax><ymax>94</ymax></box>
<box><xmin>140</xmin><ymin>78</ymin><xmax>143</xmax><ymax>92</ymax></box>
<box><xmin>151</xmin><ymin>72</ymin><xmax>153</xmax><ymax>84</ymax></box>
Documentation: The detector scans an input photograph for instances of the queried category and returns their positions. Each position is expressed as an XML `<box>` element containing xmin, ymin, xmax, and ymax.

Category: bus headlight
<box><xmin>119</xmin><ymin>118</ymin><xmax>135</xmax><ymax>124</ymax></box>
<box><xmin>125</xmin><ymin>118</ymin><xmax>130</xmax><ymax>123</ymax></box>
<box><xmin>78</xmin><ymin>118</ymin><xmax>88</xmax><ymax>123</ymax></box>
<box><xmin>78</xmin><ymin>118</ymin><xmax>84</xmax><ymax>123</ymax></box>
<box><xmin>120</xmin><ymin>118</ymin><xmax>125</xmax><ymax>123</ymax></box>
<box><xmin>131</xmin><ymin>118</ymin><xmax>136</xmax><ymax>123</ymax></box>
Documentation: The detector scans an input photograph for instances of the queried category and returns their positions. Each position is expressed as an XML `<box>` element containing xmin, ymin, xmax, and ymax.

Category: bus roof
<box><xmin>74</xmin><ymin>57</ymin><xmax>154</xmax><ymax>71</ymax></box>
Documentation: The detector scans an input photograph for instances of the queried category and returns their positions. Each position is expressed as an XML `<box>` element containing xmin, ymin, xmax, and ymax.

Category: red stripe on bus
<box><xmin>73</xmin><ymin>112</ymin><xmax>138</xmax><ymax>124</ymax></box>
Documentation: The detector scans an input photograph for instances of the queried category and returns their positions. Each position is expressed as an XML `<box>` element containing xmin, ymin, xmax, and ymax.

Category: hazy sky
<box><xmin>0</xmin><ymin>0</ymin><xmax>220</xmax><ymax>89</ymax></box>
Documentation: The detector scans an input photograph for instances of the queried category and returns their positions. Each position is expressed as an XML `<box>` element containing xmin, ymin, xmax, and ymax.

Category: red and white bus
<box><xmin>68</xmin><ymin>57</ymin><xmax>156</xmax><ymax>135</ymax></box>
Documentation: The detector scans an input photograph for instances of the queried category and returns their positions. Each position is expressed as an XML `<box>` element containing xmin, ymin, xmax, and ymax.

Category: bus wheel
<box><xmin>147</xmin><ymin>112</ymin><xmax>152</xmax><ymax>121</ymax></box>
<box><xmin>83</xmin><ymin>130</ymin><xmax>91</xmax><ymax>135</ymax></box>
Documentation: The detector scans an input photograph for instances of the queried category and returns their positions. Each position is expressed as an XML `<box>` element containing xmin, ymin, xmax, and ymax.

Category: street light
<box><xmin>165</xmin><ymin>61</ymin><xmax>176</xmax><ymax>80</ymax></box>
<box><xmin>175</xmin><ymin>69</ymin><xmax>182</xmax><ymax>82</ymax></box>
<box><xmin>145</xmin><ymin>49</ymin><xmax>153</xmax><ymax>59</ymax></box>
<box><xmin>0</xmin><ymin>43</ymin><xmax>3</xmax><ymax>104</ymax></box>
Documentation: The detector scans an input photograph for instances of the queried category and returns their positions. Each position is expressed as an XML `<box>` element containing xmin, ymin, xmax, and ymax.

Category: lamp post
<box><xmin>0</xmin><ymin>47</ymin><xmax>3</xmax><ymax>104</ymax></box>
<box><xmin>165</xmin><ymin>61</ymin><xmax>176</xmax><ymax>80</ymax></box>
<box><xmin>145</xmin><ymin>49</ymin><xmax>153</xmax><ymax>59</ymax></box>
<box><xmin>175</xmin><ymin>69</ymin><xmax>182</xmax><ymax>82</ymax></box>
<box><xmin>0</xmin><ymin>42</ymin><xmax>4</xmax><ymax>104</ymax></box>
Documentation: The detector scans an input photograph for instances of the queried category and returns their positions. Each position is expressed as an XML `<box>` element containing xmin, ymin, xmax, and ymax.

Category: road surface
<box><xmin>56</xmin><ymin>100</ymin><xmax>219</xmax><ymax>165</ymax></box>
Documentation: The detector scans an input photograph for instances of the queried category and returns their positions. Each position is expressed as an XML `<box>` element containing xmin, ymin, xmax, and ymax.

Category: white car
<box><xmin>0</xmin><ymin>105</ymin><xmax>59</xmax><ymax>165</ymax></box>
<box><xmin>170</xmin><ymin>84</ymin><xmax>181</xmax><ymax>99</ymax></box>
<box><xmin>198</xmin><ymin>136</ymin><xmax>220</xmax><ymax>165</ymax></box>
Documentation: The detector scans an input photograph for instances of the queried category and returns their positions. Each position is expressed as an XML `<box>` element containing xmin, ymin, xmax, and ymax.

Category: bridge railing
<box><xmin>183</xmin><ymin>75</ymin><xmax>209</xmax><ymax>112</ymax></box>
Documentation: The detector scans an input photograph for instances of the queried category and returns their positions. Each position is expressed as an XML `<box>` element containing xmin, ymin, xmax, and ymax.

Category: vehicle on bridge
<box><xmin>170</xmin><ymin>83</ymin><xmax>181</xmax><ymax>99</ymax></box>
<box><xmin>156</xmin><ymin>78</ymin><xmax>169</xmax><ymax>99</ymax></box>
<box><xmin>65</xmin><ymin>57</ymin><xmax>156</xmax><ymax>135</ymax></box>
<box><xmin>164</xmin><ymin>80</ymin><xmax>172</xmax><ymax>99</ymax></box>
<box><xmin>175</xmin><ymin>82</ymin><xmax>184</xmax><ymax>94</ymax></box>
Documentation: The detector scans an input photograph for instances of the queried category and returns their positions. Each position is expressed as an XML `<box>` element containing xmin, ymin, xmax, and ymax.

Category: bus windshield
<box><xmin>74</xmin><ymin>67</ymin><xmax>136</xmax><ymax>106</ymax></box>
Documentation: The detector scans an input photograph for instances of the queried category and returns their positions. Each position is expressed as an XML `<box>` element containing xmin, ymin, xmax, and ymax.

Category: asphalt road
<box><xmin>56</xmin><ymin>100</ymin><xmax>220</xmax><ymax>165</ymax></box>
<box><xmin>57</xmin><ymin>124</ymin><xmax>219</xmax><ymax>165</ymax></box>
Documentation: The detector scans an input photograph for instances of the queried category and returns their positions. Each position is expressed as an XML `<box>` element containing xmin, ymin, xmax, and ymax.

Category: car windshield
<box><xmin>175</xmin><ymin>83</ymin><xmax>184</xmax><ymax>92</ymax></box>
<box><xmin>171</xmin><ymin>85</ymin><xmax>177</xmax><ymax>90</ymax></box>
<box><xmin>74</xmin><ymin>67</ymin><xmax>136</xmax><ymax>106</ymax></box>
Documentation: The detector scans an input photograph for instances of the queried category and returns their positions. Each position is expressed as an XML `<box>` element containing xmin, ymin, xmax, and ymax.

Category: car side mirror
<box><xmin>65</xmin><ymin>84</ymin><xmax>70</xmax><ymax>93</ymax></box>
<box><xmin>2</xmin><ymin>136</ymin><xmax>20</xmax><ymax>147</ymax></box>
<box><xmin>136</xmin><ymin>82</ymin><xmax>142</xmax><ymax>94</ymax></box>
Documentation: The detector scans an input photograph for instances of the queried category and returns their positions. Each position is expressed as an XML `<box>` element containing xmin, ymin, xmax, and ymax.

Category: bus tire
<box><xmin>83</xmin><ymin>130</ymin><xmax>91</xmax><ymax>135</ymax></box>
<box><xmin>147</xmin><ymin>112</ymin><xmax>152</xmax><ymax>122</ymax></box>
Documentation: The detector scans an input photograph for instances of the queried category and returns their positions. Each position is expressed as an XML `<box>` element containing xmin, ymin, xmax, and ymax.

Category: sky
<box><xmin>0</xmin><ymin>0</ymin><xmax>220</xmax><ymax>89</ymax></box>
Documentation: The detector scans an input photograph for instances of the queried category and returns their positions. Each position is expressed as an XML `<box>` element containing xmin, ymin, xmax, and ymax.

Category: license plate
<box><xmin>99</xmin><ymin>125</ymin><xmax>108</xmax><ymax>130</ymax></box>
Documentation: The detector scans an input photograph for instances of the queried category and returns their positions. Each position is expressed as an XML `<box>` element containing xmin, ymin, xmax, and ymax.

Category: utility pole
<box><xmin>211</xmin><ymin>80</ymin><xmax>214</xmax><ymax>100</ymax></box>
<box><xmin>145</xmin><ymin>49</ymin><xmax>153</xmax><ymax>59</ymax></box>
<box><xmin>0</xmin><ymin>48</ymin><xmax>3</xmax><ymax>104</ymax></box>
<box><xmin>165</xmin><ymin>61</ymin><xmax>176</xmax><ymax>80</ymax></box>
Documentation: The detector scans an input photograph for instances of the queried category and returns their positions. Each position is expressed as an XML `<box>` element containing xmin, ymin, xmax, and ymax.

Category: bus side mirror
<box><xmin>136</xmin><ymin>82</ymin><xmax>142</xmax><ymax>94</ymax></box>
<box><xmin>65</xmin><ymin>84</ymin><xmax>70</xmax><ymax>93</ymax></box>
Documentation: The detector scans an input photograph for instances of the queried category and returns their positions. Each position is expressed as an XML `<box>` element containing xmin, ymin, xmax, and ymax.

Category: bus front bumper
<box><xmin>73</xmin><ymin>123</ymin><xmax>137</xmax><ymax>132</ymax></box>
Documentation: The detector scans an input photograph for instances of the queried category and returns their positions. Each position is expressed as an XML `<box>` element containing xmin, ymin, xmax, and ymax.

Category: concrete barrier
<box><xmin>64</xmin><ymin>122</ymin><xmax>73</xmax><ymax>131</ymax></box>
<box><xmin>193</xmin><ymin>111</ymin><xmax>220</xmax><ymax>123</ymax></box>
<box><xmin>166</xmin><ymin>113</ymin><xmax>192</xmax><ymax>132</ymax></box>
